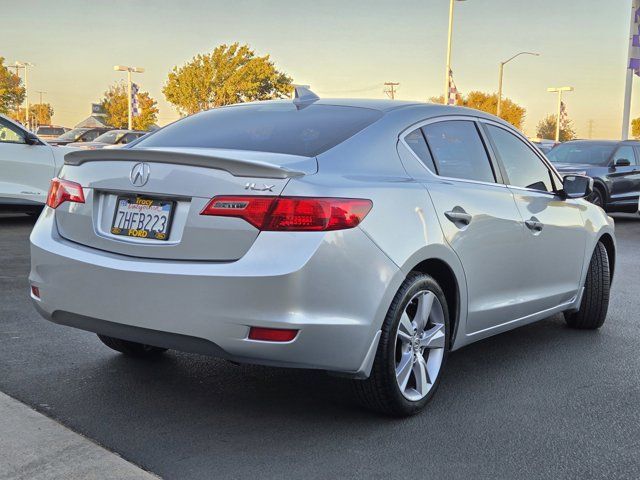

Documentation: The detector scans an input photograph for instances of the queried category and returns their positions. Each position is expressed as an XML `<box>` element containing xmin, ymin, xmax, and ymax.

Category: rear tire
<box><xmin>352</xmin><ymin>272</ymin><xmax>449</xmax><ymax>416</ymax></box>
<box><xmin>97</xmin><ymin>334</ymin><xmax>167</xmax><ymax>357</ymax></box>
<box><xmin>564</xmin><ymin>242</ymin><xmax>610</xmax><ymax>330</ymax></box>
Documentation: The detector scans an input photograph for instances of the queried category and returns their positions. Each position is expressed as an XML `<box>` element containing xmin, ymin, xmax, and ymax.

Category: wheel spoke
<box><xmin>419</xmin><ymin>323</ymin><xmax>445</xmax><ymax>349</ymax></box>
<box><xmin>395</xmin><ymin>352</ymin><xmax>413</xmax><ymax>391</ymax></box>
<box><xmin>398</xmin><ymin>312</ymin><xmax>414</xmax><ymax>343</ymax></box>
<box><xmin>414</xmin><ymin>292</ymin><xmax>435</xmax><ymax>332</ymax></box>
<box><xmin>413</xmin><ymin>355</ymin><xmax>430</xmax><ymax>396</ymax></box>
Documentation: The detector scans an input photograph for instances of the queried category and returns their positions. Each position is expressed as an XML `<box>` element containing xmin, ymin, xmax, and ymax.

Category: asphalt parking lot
<box><xmin>1</xmin><ymin>213</ymin><xmax>639</xmax><ymax>480</ymax></box>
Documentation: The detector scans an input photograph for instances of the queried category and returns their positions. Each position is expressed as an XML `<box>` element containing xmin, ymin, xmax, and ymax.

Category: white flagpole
<box><xmin>622</xmin><ymin>1</ymin><xmax>636</xmax><ymax>140</ymax></box>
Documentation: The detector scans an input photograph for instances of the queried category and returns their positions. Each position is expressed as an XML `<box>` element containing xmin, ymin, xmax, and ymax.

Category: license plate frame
<box><xmin>110</xmin><ymin>195</ymin><xmax>176</xmax><ymax>241</ymax></box>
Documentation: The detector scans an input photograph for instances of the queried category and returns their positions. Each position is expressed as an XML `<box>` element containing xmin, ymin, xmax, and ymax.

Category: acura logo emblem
<box><xmin>130</xmin><ymin>162</ymin><xmax>150</xmax><ymax>187</ymax></box>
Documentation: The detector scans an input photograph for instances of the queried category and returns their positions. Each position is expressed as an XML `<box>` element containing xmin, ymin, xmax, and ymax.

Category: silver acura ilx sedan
<box><xmin>30</xmin><ymin>88</ymin><xmax>615</xmax><ymax>416</ymax></box>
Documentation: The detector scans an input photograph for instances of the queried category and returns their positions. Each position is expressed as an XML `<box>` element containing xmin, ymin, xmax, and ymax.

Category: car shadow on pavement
<box><xmin>61</xmin><ymin>312</ymin><xmax>606</xmax><ymax>426</ymax></box>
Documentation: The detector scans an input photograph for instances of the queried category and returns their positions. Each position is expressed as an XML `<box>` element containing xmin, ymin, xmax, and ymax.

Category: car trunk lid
<box><xmin>54</xmin><ymin>148</ymin><xmax>316</xmax><ymax>261</ymax></box>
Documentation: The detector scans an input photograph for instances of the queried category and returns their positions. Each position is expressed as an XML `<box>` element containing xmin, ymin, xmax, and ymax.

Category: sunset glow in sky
<box><xmin>1</xmin><ymin>0</ymin><xmax>635</xmax><ymax>139</ymax></box>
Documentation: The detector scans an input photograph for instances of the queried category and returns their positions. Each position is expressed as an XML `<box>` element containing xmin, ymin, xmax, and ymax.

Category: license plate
<box><xmin>110</xmin><ymin>196</ymin><xmax>175</xmax><ymax>241</ymax></box>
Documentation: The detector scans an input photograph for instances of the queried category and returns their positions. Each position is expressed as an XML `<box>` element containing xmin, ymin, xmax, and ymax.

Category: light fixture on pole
<box><xmin>444</xmin><ymin>0</ymin><xmax>466</xmax><ymax>105</ymax></box>
<box><xmin>496</xmin><ymin>52</ymin><xmax>539</xmax><ymax>117</ymax></box>
<box><xmin>114</xmin><ymin>65</ymin><xmax>145</xmax><ymax>130</ymax></box>
<box><xmin>14</xmin><ymin>61</ymin><xmax>35</xmax><ymax>130</ymax></box>
<box><xmin>547</xmin><ymin>86</ymin><xmax>574</xmax><ymax>142</ymax></box>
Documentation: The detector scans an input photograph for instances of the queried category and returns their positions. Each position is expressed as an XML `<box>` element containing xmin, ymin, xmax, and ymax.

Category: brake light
<box><xmin>248</xmin><ymin>327</ymin><xmax>298</xmax><ymax>342</ymax></box>
<box><xmin>46</xmin><ymin>178</ymin><xmax>85</xmax><ymax>209</ymax></box>
<box><xmin>200</xmin><ymin>196</ymin><xmax>372</xmax><ymax>231</ymax></box>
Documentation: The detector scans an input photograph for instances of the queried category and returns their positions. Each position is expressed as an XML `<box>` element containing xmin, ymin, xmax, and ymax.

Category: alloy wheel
<box><xmin>394</xmin><ymin>290</ymin><xmax>446</xmax><ymax>401</ymax></box>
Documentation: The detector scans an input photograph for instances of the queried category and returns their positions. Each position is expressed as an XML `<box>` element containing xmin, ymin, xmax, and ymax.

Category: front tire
<box><xmin>589</xmin><ymin>187</ymin><xmax>606</xmax><ymax>211</ymax></box>
<box><xmin>353</xmin><ymin>273</ymin><xmax>449</xmax><ymax>416</ymax></box>
<box><xmin>97</xmin><ymin>334</ymin><xmax>168</xmax><ymax>357</ymax></box>
<box><xmin>564</xmin><ymin>242</ymin><xmax>610</xmax><ymax>330</ymax></box>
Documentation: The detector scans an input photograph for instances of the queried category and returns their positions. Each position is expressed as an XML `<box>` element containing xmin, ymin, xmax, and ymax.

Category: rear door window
<box><xmin>404</xmin><ymin>128</ymin><xmax>437</xmax><ymax>174</ymax></box>
<box><xmin>422</xmin><ymin>120</ymin><xmax>496</xmax><ymax>183</ymax></box>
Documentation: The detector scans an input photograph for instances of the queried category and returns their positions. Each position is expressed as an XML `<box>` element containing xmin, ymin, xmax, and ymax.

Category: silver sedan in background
<box><xmin>29</xmin><ymin>88</ymin><xmax>615</xmax><ymax>416</ymax></box>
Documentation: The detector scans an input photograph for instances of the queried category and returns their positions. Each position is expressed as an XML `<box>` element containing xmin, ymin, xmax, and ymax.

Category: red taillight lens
<box><xmin>30</xmin><ymin>285</ymin><xmax>40</xmax><ymax>298</ymax></box>
<box><xmin>248</xmin><ymin>327</ymin><xmax>298</xmax><ymax>342</ymax></box>
<box><xmin>200</xmin><ymin>196</ymin><xmax>372</xmax><ymax>231</ymax></box>
<box><xmin>46</xmin><ymin>178</ymin><xmax>85</xmax><ymax>209</ymax></box>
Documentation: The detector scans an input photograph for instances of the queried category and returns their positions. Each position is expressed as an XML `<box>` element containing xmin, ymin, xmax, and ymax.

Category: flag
<box><xmin>447</xmin><ymin>69</ymin><xmax>462</xmax><ymax>106</ymax></box>
<box><xmin>560</xmin><ymin>101</ymin><xmax>567</xmax><ymax>124</ymax></box>
<box><xmin>131</xmin><ymin>83</ymin><xmax>140</xmax><ymax>118</ymax></box>
<box><xmin>629</xmin><ymin>0</ymin><xmax>640</xmax><ymax>75</ymax></box>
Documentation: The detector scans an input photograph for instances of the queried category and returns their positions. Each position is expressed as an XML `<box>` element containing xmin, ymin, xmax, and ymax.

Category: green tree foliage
<box><xmin>429</xmin><ymin>91</ymin><xmax>526</xmax><ymax>130</ymax></box>
<box><xmin>536</xmin><ymin>114</ymin><xmax>576</xmax><ymax>142</ymax></box>
<box><xmin>163</xmin><ymin>43</ymin><xmax>293</xmax><ymax>115</ymax></box>
<box><xmin>101</xmin><ymin>82</ymin><xmax>158</xmax><ymax>130</ymax></box>
<box><xmin>0</xmin><ymin>56</ymin><xmax>25</xmax><ymax>115</ymax></box>
<box><xmin>631</xmin><ymin>117</ymin><xmax>640</xmax><ymax>140</ymax></box>
<box><xmin>13</xmin><ymin>103</ymin><xmax>54</xmax><ymax>126</ymax></box>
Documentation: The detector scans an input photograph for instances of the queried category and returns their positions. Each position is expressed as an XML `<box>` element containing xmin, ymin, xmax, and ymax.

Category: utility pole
<box><xmin>114</xmin><ymin>65</ymin><xmax>145</xmax><ymax>130</ymax></box>
<box><xmin>384</xmin><ymin>82</ymin><xmax>399</xmax><ymax>100</ymax></box>
<box><xmin>34</xmin><ymin>91</ymin><xmax>47</xmax><ymax>128</ymax></box>
<box><xmin>587</xmin><ymin>119</ymin><xmax>595</xmax><ymax>139</ymax></box>
<box><xmin>547</xmin><ymin>86</ymin><xmax>574</xmax><ymax>142</ymax></box>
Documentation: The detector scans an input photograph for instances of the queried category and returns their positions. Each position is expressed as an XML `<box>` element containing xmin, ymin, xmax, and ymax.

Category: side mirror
<box><xmin>614</xmin><ymin>158</ymin><xmax>631</xmax><ymax>167</ymax></box>
<box><xmin>24</xmin><ymin>132</ymin><xmax>41</xmax><ymax>145</ymax></box>
<box><xmin>562</xmin><ymin>174</ymin><xmax>593</xmax><ymax>199</ymax></box>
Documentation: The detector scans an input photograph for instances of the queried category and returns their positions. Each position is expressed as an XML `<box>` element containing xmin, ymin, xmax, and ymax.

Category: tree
<box><xmin>429</xmin><ymin>91</ymin><xmax>526</xmax><ymax>130</ymax></box>
<box><xmin>163</xmin><ymin>43</ymin><xmax>293</xmax><ymax>115</ymax></box>
<box><xmin>536</xmin><ymin>114</ymin><xmax>576</xmax><ymax>142</ymax></box>
<box><xmin>101</xmin><ymin>82</ymin><xmax>158</xmax><ymax>130</ymax></box>
<box><xmin>631</xmin><ymin>117</ymin><xmax>640</xmax><ymax>140</ymax></box>
<box><xmin>13</xmin><ymin>103</ymin><xmax>54</xmax><ymax>126</ymax></box>
<box><xmin>0</xmin><ymin>56</ymin><xmax>25</xmax><ymax>115</ymax></box>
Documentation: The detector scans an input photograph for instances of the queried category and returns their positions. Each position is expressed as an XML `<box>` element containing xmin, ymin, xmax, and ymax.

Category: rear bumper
<box><xmin>29</xmin><ymin>208</ymin><xmax>401</xmax><ymax>375</ymax></box>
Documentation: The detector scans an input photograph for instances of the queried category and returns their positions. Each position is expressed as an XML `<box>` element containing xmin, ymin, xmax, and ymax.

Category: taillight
<box><xmin>200</xmin><ymin>196</ymin><xmax>372</xmax><ymax>231</ymax></box>
<box><xmin>46</xmin><ymin>178</ymin><xmax>85</xmax><ymax>209</ymax></box>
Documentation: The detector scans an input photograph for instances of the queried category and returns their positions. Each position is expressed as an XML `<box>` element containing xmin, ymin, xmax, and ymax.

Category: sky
<box><xmin>0</xmin><ymin>0</ymin><xmax>635</xmax><ymax>139</ymax></box>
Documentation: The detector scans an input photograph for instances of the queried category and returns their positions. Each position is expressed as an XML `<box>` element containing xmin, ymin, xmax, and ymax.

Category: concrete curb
<box><xmin>0</xmin><ymin>392</ymin><xmax>160</xmax><ymax>480</ymax></box>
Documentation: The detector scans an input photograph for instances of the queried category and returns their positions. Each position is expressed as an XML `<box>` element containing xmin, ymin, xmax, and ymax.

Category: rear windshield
<box><xmin>547</xmin><ymin>142</ymin><xmax>616</xmax><ymax>165</ymax></box>
<box><xmin>135</xmin><ymin>103</ymin><xmax>383</xmax><ymax>157</ymax></box>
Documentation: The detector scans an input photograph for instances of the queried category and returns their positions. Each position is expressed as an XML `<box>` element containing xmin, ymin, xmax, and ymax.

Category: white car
<box><xmin>0</xmin><ymin>114</ymin><xmax>76</xmax><ymax>213</ymax></box>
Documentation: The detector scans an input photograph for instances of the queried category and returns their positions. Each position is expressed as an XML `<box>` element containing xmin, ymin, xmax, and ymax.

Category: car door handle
<box><xmin>525</xmin><ymin>218</ymin><xmax>544</xmax><ymax>232</ymax></box>
<box><xmin>444</xmin><ymin>209</ymin><xmax>472</xmax><ymax>226</ymax></box>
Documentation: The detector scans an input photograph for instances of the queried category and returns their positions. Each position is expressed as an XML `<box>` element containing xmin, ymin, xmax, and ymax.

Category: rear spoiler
<box><xmin>64</xmin><ymin>148</ymin><xmax>313</xmax><ymax>179</ymax></box>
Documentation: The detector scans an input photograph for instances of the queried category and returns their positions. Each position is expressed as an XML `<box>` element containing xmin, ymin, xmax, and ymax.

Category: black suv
<box><xmin>547</xmin><ymin>140</ymin><xmax>640</xmax><ymax>212</ymax></box>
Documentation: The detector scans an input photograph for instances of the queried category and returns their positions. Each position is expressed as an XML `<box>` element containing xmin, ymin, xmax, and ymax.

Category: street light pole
<box><xmin>547</xmin><ymin>86</ymin><xmax>574</xmax><ymax>142</ymax></box>
<box><xmin>113</xmin><ymin>65</ymin><xmax>145</xmax><ymax>130</ymax></box>
<box><xmin>15</xmin><ymin>62</ymin><xmax>34</xmax><ymax>130</ymax></box>
<box><xmin>496</xmin><ymin>51</ymin><xmax>539</xmax><ymax>118</ymax></box>
<box><xmin>444</xmin><ymin>0</ymin><xmax>465</xmax><ymax>104</ymax></box>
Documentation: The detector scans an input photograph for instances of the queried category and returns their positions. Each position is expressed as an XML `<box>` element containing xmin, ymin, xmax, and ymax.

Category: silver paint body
<box><xmin>29</xmin><ymin>100</ymin><xmax>615</xmax><ymax>377</ymax></box>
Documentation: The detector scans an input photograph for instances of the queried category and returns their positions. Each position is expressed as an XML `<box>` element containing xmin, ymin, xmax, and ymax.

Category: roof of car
<box><xmin>562</xmin><ymin>139</ymin><xmax>640</xmax><ymax>145</ymax></box>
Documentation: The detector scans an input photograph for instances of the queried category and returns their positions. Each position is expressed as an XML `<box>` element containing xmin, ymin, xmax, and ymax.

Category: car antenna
<box><xmin>292</xmin><ymin>85</ymin><xmax>319</xmax><ymax>108</ymax></box>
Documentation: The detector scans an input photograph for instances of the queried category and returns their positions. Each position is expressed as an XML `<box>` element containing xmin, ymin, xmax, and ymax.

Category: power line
<box><xmin>384</xmin><ymin>82</ymin><xmax>400</xmax><ymax>100</ymax></box>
